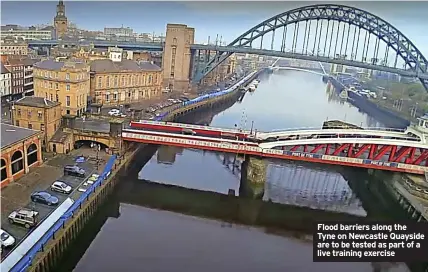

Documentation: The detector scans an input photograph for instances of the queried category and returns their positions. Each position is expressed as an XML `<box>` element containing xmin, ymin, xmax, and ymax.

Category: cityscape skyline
<box><xmin>1</xmin><ymin>1</ymin><xmax>428</xmax><ymax>56</ymax></box>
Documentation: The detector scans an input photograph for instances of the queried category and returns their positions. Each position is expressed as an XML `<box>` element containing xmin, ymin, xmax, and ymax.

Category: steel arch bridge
<box><xmin>195</xmin><ymin>4</ymin><xmax>428</xmax><ymax>90</ymax></box>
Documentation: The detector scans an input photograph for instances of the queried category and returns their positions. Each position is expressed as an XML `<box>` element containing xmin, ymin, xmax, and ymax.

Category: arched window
<box><xmin>27</xmin><ymin>144</ymin><xmax>38</xmax><ymax>166</ymax></box>
<box><xmin>172</xmin><ymin>38</ymin><xmax>177</xmax><ymax>45</ymax></box>
<box><xmin>148</xmin><ymin>75</ymin><xmax>152</xmax><ymax>84</ymax></box>
<box><xmin>11</xmin><ymin>151</ymin><xmax>23</xmax><ymax>175</ymax></box>
<box><xmin>1</xmin><ymin>159</ymin><xmax>7</xmax><ymax>181</ymax></box>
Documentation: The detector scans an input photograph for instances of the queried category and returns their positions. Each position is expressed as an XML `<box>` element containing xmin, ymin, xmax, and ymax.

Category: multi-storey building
<box><xmin>33</xmin><ymin>59</ymin><xmax>90</xmax><ymax>116</ymax></box>
<box><xmin>90</xmin><ymin>53</ymin><xmax>162</xmax><ymax>106</ymax></box>
<box><xmin>0</xmin><ymin>25</ymin><xmax>53</xmax><ymax>40</ymax></box>
<box><xmin>0</xmin><ymin>37</ymin><xmax>28</xmax><ymax>55</ymax></box>
<box><xmin>162</xmin><ymin>24</ymin><xmax>195</xmax><ymax>92</ymax></box>
<box><xmin>13</xmin><ymin>96</ymin><xmax>62</xmax><ymax>148</ymax></box>
<box><xmin>23</xmin><ymin>58</ymin><xmax>38</xmax><ymax>95</ymax></box>
<box><xmin>3</xmin><ymin>58</ymin><xmax>25</xmax><ymax>99</ymax></box>
<box><xmin>0</xmin><ymin>63</ymin><xmax>12</xmax><ymax>99</ymax></box>
<box><xmin>104</xmin><ymin>26</ymin><xmax>133</xmax><ymax>37</ymax></box>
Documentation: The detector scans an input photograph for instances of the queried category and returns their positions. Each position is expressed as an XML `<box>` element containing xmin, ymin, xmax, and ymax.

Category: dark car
<box><xmin>64</xmin><ymin>165</ymin><xmax>86</xmax><ymax>178</ymax></box>
<box><xmin>31</xmin><ymin>191</ymin><xmax>59</xmax><ymax>206</ymax></box>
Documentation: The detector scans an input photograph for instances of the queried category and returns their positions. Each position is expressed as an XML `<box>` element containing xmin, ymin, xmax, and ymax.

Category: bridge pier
<box><xmin>240</xmin><ymin>156</ymin><xmax>266</xmax><ymax>199</ymax></box>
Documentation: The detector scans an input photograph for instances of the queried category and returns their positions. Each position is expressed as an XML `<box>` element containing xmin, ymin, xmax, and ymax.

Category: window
<box><xmin>28</xmin><ymin>123</ymin><xmax>32</xmax><ymax>129</ymax></box>
<box><xmin>17</xmin><ymin>109</ymin><xmax>21</xmax><ymax>116</ymax></box>
<box><xmin>38</xmin><ymin>112</ymin><xmax>42</xmax><ymax>119</ymax></box>
<box><xmin>66</xmin><ymin>73</ymin><xmax>70</xmax><ymax>80</ymax></box>
<box><xmin>114</xmin><ymin>76</ymin><xmax>118</xmax><ymax>86</ymax></box>
<box><xmin>50</xmin><ymin>94</ymin><xmax>53</xmax><ymax>101</ymax></box>
<box><xmin>40</xmin><ymin>124</ymin><xmax>45</xmax><ymax>131</ymax></box>
<box><xmin>113</xmin><ymin>93</ymin><xmax>117</xmax><ymax>101</ymax></box>
<box><xmin>98</xmin><ymin>77</ymin><xmax>102</xmax><ymax>88</ymax></box>
<box><xmin>106</xmin><ymin>76</ymin><xmax>110</xmax><ymax>87</ymax></box>
<box><xmin>66</xmin><ymin>96</ymin><xmax>70</xmax><ymax>107</ymax></box>
<box><xmin>15</xmin><ymin>120</ymin><xmax>19</xmax><ymax>126</ymax></box>
<box><xmin>66</xmin><ymin>84</ymin><xmax>70</xmax><ymax>91</ymax></box>
<box><xmin>122</xmin><ymin>76</ymin><xmax>125</xmax><ymax>86</ymax></box>
<box><xmin>55</xmin><ymin>83</ymin><xmax>59</xmax><ymax>89</ymax></box>
<box><xmin>148</xmin><ymin>75</ymin><xmax>152</xmax><ymax>84</ymax></box>
<box><xmin>28</xmin><ymin>110</ymin><xmax>32</xmax><ymax>117</ymax></box>
<box><xmin>49</xmin><ymin>82</ymin><xmax>53</xmax><ymax>89</ymax></box>
<box><xmin>105</xmin><ymin>93</ymin><xmax>110</xmax><ymax>101</ymax></box>
<box><xmin>56</xmin><ymin>94</ymin><xmax>59</xmax><ymax>102</ymax></box>
<box><xmin>54</xmin><ymin>123</ymin><xmax>57</xmax><ymax>131</ymax></box>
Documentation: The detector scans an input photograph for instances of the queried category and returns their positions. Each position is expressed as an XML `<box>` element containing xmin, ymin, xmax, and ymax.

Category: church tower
<box><xmin>54</xmin><ymin>0</ymin><xmax>68</xmax><ymax>39</ymax></box>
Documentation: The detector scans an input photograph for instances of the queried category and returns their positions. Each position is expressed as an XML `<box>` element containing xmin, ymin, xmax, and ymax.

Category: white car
<box><xmin>108</xmin><ymin>109</ymin><xmax>120</xmax><ymax>115</ymax></box>
<box><xmin>51</xmin><ymin>181</ymin><xmax>72</xmax><ymax>194</ymax></box>
<box><xmin>0</xmin><ymin>229</ymin><xmax>15</xmax><ymax>248</ymax></box>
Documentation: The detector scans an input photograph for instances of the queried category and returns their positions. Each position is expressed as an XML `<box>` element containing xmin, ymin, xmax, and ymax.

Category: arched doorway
<box><xmin>27</xmin><ymin>143</ymin><xmax>38</xmax><ymax>166</ymax></box>
<box><xmin>11</xmin><ymin>151</ymin><xmax>23</xmax><ymax>175</ymax></box>
<box><xmin>1</xmin><ymin>159</ymin><xmax>7</xmax><ymax>182</ymax></box>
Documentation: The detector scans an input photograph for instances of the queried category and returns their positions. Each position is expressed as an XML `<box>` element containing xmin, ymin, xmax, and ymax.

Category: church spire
<box><xmin>56</xmin><ymin>0</ymin><xmax>66</xmax><ymax>18</ymax></box>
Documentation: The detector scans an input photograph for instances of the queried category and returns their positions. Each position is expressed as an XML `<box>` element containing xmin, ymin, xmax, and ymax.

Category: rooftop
<box><xmin>1</xmin><ymin>123</ymin><xmax>41</xmax><ymax>149</ymax></box>
<box><xmin>34</xmin><ymin>59</ymin><xmax>88</xmax><ymax>71</ymax></box>
<box><xmin>14</xmin><ymin>96</ymin><xmax>60</xmax><ymax>108</ymax></box>
<box><xmin>90</xmin><ymin>59</ymin><xmax>161</xmax><ymax>73</ymax></box>
<box><xmin>0</xmin><ymin>63</ymin><xmax>10</xmax><ymax>74</ymax></box>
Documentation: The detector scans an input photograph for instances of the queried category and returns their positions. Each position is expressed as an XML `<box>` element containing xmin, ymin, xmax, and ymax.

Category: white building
<box><xmin>0</xmin><ymin>63</ymin><xmax>12</xmax><ymax>97</ymax></box>
<box><xmin>0</xmin><ymin>27</ymin><xmax>53</xmax><ymax>40</ymax></box>
<box><xmin>108</xmin><ymin>47</ymin><xmax>123</xmax><ymax>62</ymax></box>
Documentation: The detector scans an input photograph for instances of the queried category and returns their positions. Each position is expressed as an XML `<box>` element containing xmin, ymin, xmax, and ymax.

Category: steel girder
<box><xmin>197</xmin><ymin>4</ymin><xmax>428</xmax><ymax>89</ymax></box>
<box><xmin>285</xmin><ymin>143</ymin><xmax>428</xmax><ymax>166</ymax></box>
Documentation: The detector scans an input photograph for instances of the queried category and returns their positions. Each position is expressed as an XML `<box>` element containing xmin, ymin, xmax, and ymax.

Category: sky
<box><xmin>1</xmin><ymin>1</ymin><xmax>428</xmax><ymax>57</ymax></box>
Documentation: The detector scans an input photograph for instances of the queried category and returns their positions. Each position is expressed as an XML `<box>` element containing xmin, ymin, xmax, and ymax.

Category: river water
<box><xmin>71</xmin><ymin>71</ymin><xmax>407</xmax><ymax>272</ymax></box>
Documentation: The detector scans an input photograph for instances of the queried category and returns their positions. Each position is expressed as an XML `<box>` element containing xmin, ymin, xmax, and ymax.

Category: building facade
<box><xmin>90</xmin><ymin>55</ymin><xmax>162</xmax><ymax>106</ymax></box>
<box><xmin>104</xmin><ymin>27</ymin><xmax>133</xmax><ymax>37</ymax></box>
<box><xmin>0</xmin><ymin>27</ymin><xmax>53</xmax><ymax>41</ymax></box>
<box><xmin>34</xmin><ymin>59</ymin><xmax>90</xmax><ymax>116</ymax></box>
<box><xmin>54</xmin><ymin>0</ymin><xmax>68</xmax><ymax>39</ymax></box>
<box><xmin>1</xmin><ymin>123</ymin><xmax>43</xmax><ymax>188</ymax></box>
<box><xmin>13</xmin><ymin>96</ymin><xmax>62</xmax><ymax>149</ymax></box>
<box><xmin>0</xmin><ymin>37</ymin><xmax>28</xmax><ymax>55</ymax></box>
<box><xmin>162</xmin><ymin>24</ymin><xmax>195</xmax><ymax>92</ymax></box>
<box><xmin>3</xmin><ymin>58</ymin><xmax>25</xmax><ymax>99</ymax></box>
<box><xmin>0</xmin><ymin>63</ymin><xmax>12</xmax><ymax>98</ymax></box>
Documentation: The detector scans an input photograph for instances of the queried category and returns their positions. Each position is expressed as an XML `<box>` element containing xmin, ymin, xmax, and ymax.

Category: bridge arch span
<box><xmin>73</xmin><ymin>139</ymin><xmax>110</xmax><ymax>151</ymax></box>
<box><xmin>199</xmin><ymin>4</ymin><xmax>428</xmax><ymax>89</ymax></box>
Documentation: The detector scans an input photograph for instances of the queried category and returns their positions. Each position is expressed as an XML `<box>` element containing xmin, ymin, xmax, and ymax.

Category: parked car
<box><xmin>0</xmin><ymin>229</ymin><xmax>15</xmax><ymax>248</ymax></box>
<box><xmin>108</xmin><ymin>109</ymin><xmax>120</xmax><ymax>115</ymax></box>
<box><xmin>64</xmin><ymin>165</ymin><xmax>86</xmax><ymax>177</ymax></box>
<box><xmin>31</xmin><ymin>191</ymin><xmax>59</xmax><ymax>206</ymax></box>
<box><xmin>8</xmin><ymin>208</ymin><xmax>39</xmax><ymax>229</ymax></box>
<box><xmin>51</xmin><ymin>181</ymin><xmax>73</xmax><ymax>194</ymax></box>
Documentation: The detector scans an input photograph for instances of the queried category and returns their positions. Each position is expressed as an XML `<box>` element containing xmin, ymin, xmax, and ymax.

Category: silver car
<box><xmin>51</xmin><ymin>181</ymin><xmax>72</xmax><ymax>194</ymax></box>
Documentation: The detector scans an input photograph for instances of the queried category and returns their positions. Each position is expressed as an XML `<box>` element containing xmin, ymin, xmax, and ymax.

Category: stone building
<box><xmin>0</xmin><ymin>63</ymin><xmax>12</xmax><ymax>99</ymax></box>
<box><xmin>12</xmin><ymin>96</ymin><xmax>62</xmax><ymax>149</ymax></box>
<box><xmin>33</xmin><ymin>59</ymin><xmax>90</xmax><ymax>116</ymax></box>
<box><xmin>54</xmin><ymin>0</ymin><xmax>68</xmax><ymax>39</ymax></box>
<box><xmin>90</xmin><ymin>56</ymin><xmax>162</xmax><ymax>106</ymax></box>
<box><xmin>162</xmin><ymin>24</ymin><xmax>195</xmax><ymax>92</ymax></box>
<box><xmin>0</xmin><ymin>37</ymin><xmax>28</xmax><ymax>55</ymax></box>
<box><xmin>1</xmin><ymin>123</ymin><xmax>43</xmax><ymax>188</ymax></box>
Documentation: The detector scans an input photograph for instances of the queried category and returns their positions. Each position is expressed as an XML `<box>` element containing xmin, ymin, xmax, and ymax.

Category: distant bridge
<box><xmin>272</xmin><ymin>66</ymin><xmax>327</xmax><ymax>76</ymax></box>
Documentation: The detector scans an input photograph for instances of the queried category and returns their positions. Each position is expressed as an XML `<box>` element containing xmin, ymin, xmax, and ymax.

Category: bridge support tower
<box><xmin>162</xmin><ymin>24</ymin><xmax>195</xmax><ymax>92</ymax></box>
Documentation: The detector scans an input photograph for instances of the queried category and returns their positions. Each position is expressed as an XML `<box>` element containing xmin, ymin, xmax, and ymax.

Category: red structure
<box><xmin>122</xmin><ymin>128</ymin><xmax>428</xmax><ymax>175</ymax></box>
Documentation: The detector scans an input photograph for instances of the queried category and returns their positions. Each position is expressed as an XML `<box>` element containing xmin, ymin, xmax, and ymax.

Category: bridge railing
<box><xmin>10</xmin><ymin>155</ymin><xmax>117</xmax><ymax>272</ymax></box>
<box><xmin>267</xmin><ymin>126</ymin><xmax>407</xmax><ymax>133</ymax></box>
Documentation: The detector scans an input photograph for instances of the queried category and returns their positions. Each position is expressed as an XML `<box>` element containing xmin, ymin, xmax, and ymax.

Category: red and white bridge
<box><xmin>124</xmin><ymin>120</ymin><xmax>428</xmax><ymax>175</ymax></box>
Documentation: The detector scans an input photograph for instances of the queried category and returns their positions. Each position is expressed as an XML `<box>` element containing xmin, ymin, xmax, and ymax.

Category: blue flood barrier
<box><xmin>11</xmin><ymin>155</ymin><xmax>117</xmax><ymax>272</ymax></box>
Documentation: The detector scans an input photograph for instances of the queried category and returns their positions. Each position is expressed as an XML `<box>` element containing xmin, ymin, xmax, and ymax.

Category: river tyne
<box><xmin>58</xmin><ymin>71</ymin><xmax>411</xmax><ymax>272</ymax></box>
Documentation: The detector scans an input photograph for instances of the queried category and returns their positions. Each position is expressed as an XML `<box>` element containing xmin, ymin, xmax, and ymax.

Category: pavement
<box><xmin>0</xmin><ymin>146</ymin><xmax>111</xmax><ymax>260</ymax></box>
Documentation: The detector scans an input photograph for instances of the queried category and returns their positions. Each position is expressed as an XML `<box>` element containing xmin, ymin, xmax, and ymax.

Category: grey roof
<box><xmin>15</xmin><ymin>96</ymin><xmax>60</xmax><ymax>108</ymax></box>
<box><xmin>1</xmin><ymin>123</ymin><xmax>41</xmax><ymax>149</ymax></box>
<box><xmin>138</xmin><ymin>61</ymin><xmax>161</xmax><ymax>71</ymax></box>
<box><xmin>90</xmin><ymin>59</ymin><xmax>161</xmax><ymax>73</ymax></box>
<box><xmin>49</xmin><ymin>130</ymin><xmax>71</xmax><ymax>143</ymax></box>
<box><xmin>34</xmin><ymin>59</ymin><xmax>87</xmax><ymax>71</ymax></box>
<box><xmin>0</xmin><ymin>63</ymin><xmax>10</xmax><ymax>74</ymax></box>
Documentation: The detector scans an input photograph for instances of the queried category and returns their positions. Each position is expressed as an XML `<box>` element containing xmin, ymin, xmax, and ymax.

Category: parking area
<box><xmin>0</xmin><ymin>147</ymin><xmax>110</xmax><ymax>260</ymax></box>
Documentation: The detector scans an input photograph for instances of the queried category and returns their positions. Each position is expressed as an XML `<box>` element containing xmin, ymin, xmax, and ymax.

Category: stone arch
<box><xmin>27</xmin><ymin>143</ymin><xmax>38</xmax><ymax>166</ymax></box>
<box><xmin>1</xmin><ymin>158</ymin><xmax>7</xmax><ymax>182</ymax></box>
<box><xmin>11</xmin><ymin>150</ymin><xmax>24</xmax><ymax>175</ymax></box>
